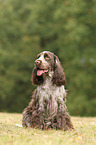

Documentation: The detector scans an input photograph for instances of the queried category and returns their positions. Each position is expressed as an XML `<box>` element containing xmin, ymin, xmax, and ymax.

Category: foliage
<box><xmin>0</xmin><ymin>0</ymin><xmax>96</xmax><ymax>116</ymax></box>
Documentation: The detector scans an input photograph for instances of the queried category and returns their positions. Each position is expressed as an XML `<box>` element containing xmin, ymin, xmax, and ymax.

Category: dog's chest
<box><xmin>36</xmin><ymin>78</ymin><xmax>66</xmax><ymax>116</ymax></box>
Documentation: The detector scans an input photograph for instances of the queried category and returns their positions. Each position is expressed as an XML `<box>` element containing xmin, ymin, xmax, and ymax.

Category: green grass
<box><xmin>0</xmin><ymin>113</ymin><xmax>96</xmax><ymax>145</ymax></box>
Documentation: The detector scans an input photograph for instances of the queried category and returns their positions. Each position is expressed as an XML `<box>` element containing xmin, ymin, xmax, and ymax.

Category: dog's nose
<box><xmin>35</xmin><ymin>60</ymin><xmax>41</xmax><ymax>66</ymax></box>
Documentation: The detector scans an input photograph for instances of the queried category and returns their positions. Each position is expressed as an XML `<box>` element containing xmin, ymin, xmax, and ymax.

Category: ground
<box><xmin>0</xmin><ymin>112</ymin><xmax>96</xmax><ymax>145</ymax></box>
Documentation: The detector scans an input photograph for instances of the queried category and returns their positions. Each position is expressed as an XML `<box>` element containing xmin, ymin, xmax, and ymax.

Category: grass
<box><xmin>0</xmin><ymin>112</ymin><xmax>96</xmax><ymax>145</ymax></box>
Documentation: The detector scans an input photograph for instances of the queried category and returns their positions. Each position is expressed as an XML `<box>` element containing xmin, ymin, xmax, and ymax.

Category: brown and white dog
<box><xmin>22</xmin><ymin>51</ymin><xmax>74</xmax><ymax>130</ymax></box>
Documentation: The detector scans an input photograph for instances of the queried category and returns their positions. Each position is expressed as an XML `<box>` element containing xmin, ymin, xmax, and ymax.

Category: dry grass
<box><xmin>0</xmin><ymin>112</ymin><xmax>96</xmax><ymax>145</ymax></box>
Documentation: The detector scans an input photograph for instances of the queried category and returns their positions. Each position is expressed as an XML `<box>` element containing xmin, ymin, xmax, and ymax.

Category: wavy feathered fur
<box><xmin>22</xmin><ymin>51</ymin><xmax>74</xmax><ymax>130</ymax></box>
<box><xmin>32</xmin><ymin>68</ymin><xmax>44</xmax><ymax>85</ymax></box>
<box><xmin>52</xmin><ymin>55</ymin><xmax>66</xmax><ymax>86</ymax></box>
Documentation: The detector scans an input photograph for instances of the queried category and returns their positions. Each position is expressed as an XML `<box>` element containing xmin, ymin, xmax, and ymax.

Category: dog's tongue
<box><xmin>37</xmin><ymin>70</ymin><xmax>44</xmax><ymax>76</ymax></box>
<box><xmin>37</xmin><ymin>69</ymin><xmax>48</xmax><ymax>76</ymax></box>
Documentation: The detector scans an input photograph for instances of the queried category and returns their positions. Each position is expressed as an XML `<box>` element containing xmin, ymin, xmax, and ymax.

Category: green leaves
<box><xmin>0</xmin><ymin>0</ymin><xmax>96</xmax><ymax>115</ymax></box>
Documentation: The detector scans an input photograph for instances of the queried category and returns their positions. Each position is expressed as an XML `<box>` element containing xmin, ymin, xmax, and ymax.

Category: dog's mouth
<box><xmin>37</xmin><ymin>69</ymin><xmax>48</xmax><ymax>76</ymax></box>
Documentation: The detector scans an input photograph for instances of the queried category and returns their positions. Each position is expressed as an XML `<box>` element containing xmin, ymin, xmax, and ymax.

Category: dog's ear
<box><xmin>52</xmin><ymin>55</ymin><xmax>66</xmax><ymax>86</ymax></box>
<box><xmin>32</xmin><ymin>68</ymin><xmax>44</xmax><ymax>85</ymax></box>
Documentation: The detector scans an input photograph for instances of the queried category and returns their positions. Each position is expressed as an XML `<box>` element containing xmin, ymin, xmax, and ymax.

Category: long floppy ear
<box><xmin>32</xmin><ymin>68</ymin><xmax>44</xmax><ymax>85</ymax></box>
<box><xmin>52</xmin><ymin>55</ymin><xmax>66</xmax><ymax>86</ymax></box>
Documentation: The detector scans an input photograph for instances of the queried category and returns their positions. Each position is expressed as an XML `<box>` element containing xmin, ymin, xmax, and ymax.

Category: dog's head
<box><xmin>32</xmin><ymin>51</ymin><xmax>66</xmax><ymax>86</ymax></box>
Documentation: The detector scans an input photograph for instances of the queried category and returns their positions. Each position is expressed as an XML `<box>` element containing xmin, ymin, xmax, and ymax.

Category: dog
<box><xmin>22</xmin><ymin>51</ymin><xmax>74</xmax><ymax>130</ymax></box>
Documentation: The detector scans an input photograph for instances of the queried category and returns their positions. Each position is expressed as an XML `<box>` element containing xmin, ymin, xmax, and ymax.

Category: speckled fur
<box><xmin>22</xmin><ymin>51</ymin><xmax>74</xmax><ymax>130</ymax></box>
<box><xmin>37</xmin><ymin>75</ymin><xmax>66</xmax><ymax>113</ymax></box>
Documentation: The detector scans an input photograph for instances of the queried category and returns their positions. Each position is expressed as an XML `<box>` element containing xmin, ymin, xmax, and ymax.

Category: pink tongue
<box><xmin>37</xmin><ymin>70</ymin><xmax>44</xmax><ymax>76</ymax></box>
<box><xmin>37</xmin><ymin>70</ymin><xmax>48</xmax><ymax>76</ymax></box>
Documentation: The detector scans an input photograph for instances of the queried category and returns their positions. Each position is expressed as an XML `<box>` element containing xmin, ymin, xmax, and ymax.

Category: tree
<box><xmin>0</xmin><ymin>0</ymin><xmax>96</xmax><ymax>115</ymax></box>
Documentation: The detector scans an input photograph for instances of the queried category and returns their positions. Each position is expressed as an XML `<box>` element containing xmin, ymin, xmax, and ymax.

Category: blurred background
<box><xmin>0</xmin><ymin>0</ymin><xmax>96</xmax><ymax>116</ymax></box>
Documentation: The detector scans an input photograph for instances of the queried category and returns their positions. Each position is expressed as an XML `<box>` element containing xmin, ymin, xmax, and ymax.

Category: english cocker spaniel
<box><xmin>22</xmin><ymin>51</ymin><xmax>74</xmax><ymax>130</ymax></box>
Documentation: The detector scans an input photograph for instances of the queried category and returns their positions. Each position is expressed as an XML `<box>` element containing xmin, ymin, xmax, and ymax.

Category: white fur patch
<box><xmin>37</xmin><ymin>53</ymin><xmax>49</xmax><ymax>68</ymax></box>
<box><xmin>56</xmin><ymin>59</ymin><xmax>58</xmax><ymax>64</ymax></box>
<box><xmin>36</xmin><ymin>75</ymin><xmax>66</xmax><ymax>117</ymax></box>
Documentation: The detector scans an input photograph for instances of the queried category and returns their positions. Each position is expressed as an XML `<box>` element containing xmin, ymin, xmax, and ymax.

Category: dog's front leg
<box><xmin>56</xmin><ymin>98</ymin><xmax>74</xmax><ymax>130</ymax></box>
<box><xmin>38</xmin><ymin>97</ymin><xmax>46</xmax><ymax>130</ymax></box>
<box><xmin>37</xmin><ymin>109</ymin><xmax>45</xmax><ymax>130</ymax></box>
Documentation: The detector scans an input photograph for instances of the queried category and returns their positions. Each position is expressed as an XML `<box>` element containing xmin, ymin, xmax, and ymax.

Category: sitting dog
<box><xmin>22</xmin><ymin>51</ymin><xmax>74</xmax><ymax>130</ymax></box>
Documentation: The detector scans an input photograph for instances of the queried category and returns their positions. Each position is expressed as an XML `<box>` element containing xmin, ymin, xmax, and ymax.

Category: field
<box><xmin>0</xmin><ymin>112</ymin><xmax>96</xmax><ymax>145</ymax></box>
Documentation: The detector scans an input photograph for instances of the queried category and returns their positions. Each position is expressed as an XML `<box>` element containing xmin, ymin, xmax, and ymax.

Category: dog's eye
<box><xmin>44</xmin><ymin>53</ymin><xmax>50</xmax><ymax>60</ymax></box>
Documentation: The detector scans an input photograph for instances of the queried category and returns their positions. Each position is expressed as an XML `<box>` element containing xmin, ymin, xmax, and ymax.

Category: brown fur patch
<box><xmin>22</xmin><ymin>89</ymin><xmax>74</xmax><ymax>130</ymax></box>
<box><xmin>22</xmin><ymin>51</ymin><xmax>74</xmax><ymax>130</ymax></box>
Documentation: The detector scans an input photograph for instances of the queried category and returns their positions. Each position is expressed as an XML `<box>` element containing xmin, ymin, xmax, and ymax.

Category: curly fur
<box><xmin>52</xmin><ymin>55</ymin><xmax>66</xmax><ymax>86</ymax></box>
<box><xmin>32</xmin><ymin>68</ymin><xmax>44</xmax><ymax>85</ymax></box>
<box><xmin>22</xmin><ymin>51</ymin><xmax>74</xmax><ymax>130</ymax></box>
